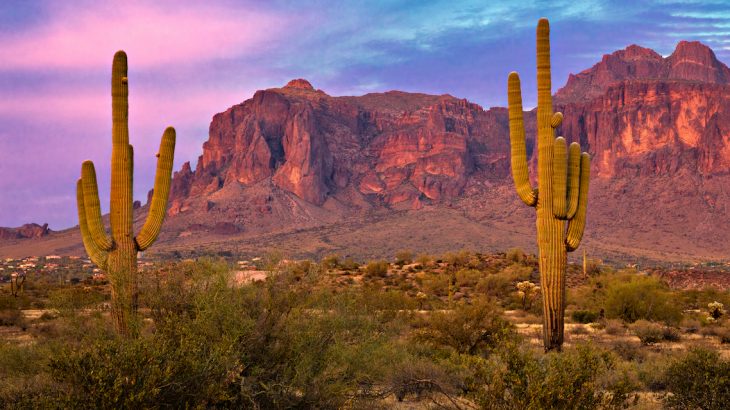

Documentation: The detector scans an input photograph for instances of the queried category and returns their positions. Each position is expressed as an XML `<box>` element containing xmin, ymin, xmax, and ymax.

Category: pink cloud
<box><xmin>0</xmin><ymin>2</ymin><xmax>287</xmax><ymax>70</ymax></box>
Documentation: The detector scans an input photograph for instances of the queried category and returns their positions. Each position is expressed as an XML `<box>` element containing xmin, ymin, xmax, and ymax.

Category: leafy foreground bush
<box><xmin>466</xmin><ymin>343</ymin><xmax>636</xmax><ymax>409</ymax></box>
<box><xmin>571</xmin><ymin>309</ymin><xmax>599</xmax><ymax>324</ymax></box>
<box><xmin>664</xmin><ymin>348</ymin><xmax>730</xmax><ymax>409</ymax></box>
<box><xmin>0</xmin><ymin>263</ymin><xmax>409</xmax><ymax>408</ymax></box>
<box><xmin>604</xmin><ymin>275</ymin><xmax>682</xmax><ymax>325</ymax></box>
<box><xmin>0</xmin><ymin>259</ymin><xmax>638</xmax><ymax>409</ymax></box>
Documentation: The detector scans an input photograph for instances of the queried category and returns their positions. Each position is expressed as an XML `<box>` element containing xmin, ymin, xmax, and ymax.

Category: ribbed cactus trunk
<box><xmin>76</xmin><ymin>51</ymin><xmax>176</xmax><ymax>337</ymax></box>
<box><xmin>507</xmin><ymin>19</ymin><xmax>591</xmax><ymax>351</ymax></box>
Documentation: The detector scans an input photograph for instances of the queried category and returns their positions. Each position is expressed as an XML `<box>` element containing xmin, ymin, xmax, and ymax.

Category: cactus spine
<box><xmin>507</xmin><ymin>19</ymin><xmax>590</xmax><ymax>351</ymax></box>
<box><xmin>76</xmin><ymin>51</ymin><xmax>175</xmax><ymax>337</ymax></box>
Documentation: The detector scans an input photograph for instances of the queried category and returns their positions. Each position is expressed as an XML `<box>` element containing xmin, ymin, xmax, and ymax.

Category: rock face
<box><xmin>170</xmin><ymin>86</ymin><xmax>512</xmax><ymax>211</ymax></box>
<box><xmin>0</xmin><ymin>223</ymin><xmax>50</xmax><ymax>240</ymax></box>
<box><xmin>162</xmin><ymin>40</ymin><xmax>729</xmax><ymax>260</ymax></box>
<box><xmin>172</xmin><ymin>41</ymin><xmax>730</xmax><ymax>210</ymax></box>
<box><xmin>556</xmin><ymin>41</ymin><xmax>730</xmax><ymax>177</ymax></box>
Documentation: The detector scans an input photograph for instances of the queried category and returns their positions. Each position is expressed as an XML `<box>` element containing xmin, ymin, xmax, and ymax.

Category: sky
<box><xmin>1</xmin><ymin>0</ymin><xmax>729</xmax><ymax>229</ymax></box>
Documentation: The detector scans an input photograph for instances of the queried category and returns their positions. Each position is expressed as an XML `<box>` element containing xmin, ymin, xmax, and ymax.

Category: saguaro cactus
<box><xmin>76</xmin><ymin>51</ymin><xmax>175</xmax><ymax>337</ymax></box>
<box><xmin>507</xmin><ymin>19</ymin><xmax>590</xmax><ymax>351</ymax></box>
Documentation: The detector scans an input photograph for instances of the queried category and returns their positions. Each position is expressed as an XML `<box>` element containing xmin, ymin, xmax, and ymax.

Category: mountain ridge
<box><xmin>2</xmin><ymin>40</ymin><xmax>729</xmax><ymax>263</ymax></box>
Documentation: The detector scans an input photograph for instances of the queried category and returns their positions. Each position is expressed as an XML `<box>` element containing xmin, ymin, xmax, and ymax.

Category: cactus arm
<box><xmin>80</xmin><ymin>161</ymin><xmax>113</xmax><ymax>251</ymax></box>
<box><xmin>566</xmin><ymin>153</ymin><xmax>591</xmax><ymax>251</ymax></box>
<box><xmin>565</xmin><ymin>142</ymin><xmax>581</xmax><ymax>219</ymax></box>
<box><xmin>552</xmin><ymin>137</ymin><xmax>568</xmax><ymax>219</ymax></box>
<box><xmin>135</xmin><ymin>127</ymin><xmax>176</xmax><ymax>251</ymax></box>
<box><xmin>77</xmin><ymin>179</ymin><xmax>108</xmax><ymax>269</ymax></box>
<box><xmin>507</xmin><ymin>72</ymin><xmax>537</xmax><ymax>206</ymax></box>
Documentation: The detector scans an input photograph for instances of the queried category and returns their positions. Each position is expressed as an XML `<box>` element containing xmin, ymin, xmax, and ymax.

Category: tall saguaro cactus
<box><xmin>76</xmin><ymin>51</ymin><xmax>176</xmax><ymax>337</ymax></box>
<box><xmin>507</xmin><ymin>19</ymin><xmax>590</xmax><ymax>351</ymax></box>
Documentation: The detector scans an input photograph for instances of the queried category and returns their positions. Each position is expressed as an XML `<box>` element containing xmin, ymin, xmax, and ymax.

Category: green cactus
<box><xmin>507</xmin><ymin>18</ymin><xmax>590</xmax><ymax>351</ymax></box>
<box><xmin>76</xmin><ymin>51</ymin><xmax>175</xmax><ymax>337</ymax></box>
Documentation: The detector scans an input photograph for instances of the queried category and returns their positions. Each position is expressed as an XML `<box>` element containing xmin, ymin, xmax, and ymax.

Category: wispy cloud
<box><xmin>0</xmin><ymin>1</ymin><xmax>287</xmax><ymax>71</ymax></box>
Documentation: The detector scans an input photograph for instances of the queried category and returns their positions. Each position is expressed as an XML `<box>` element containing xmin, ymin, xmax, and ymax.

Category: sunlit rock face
<box><xmin>170</xmin><ymin>82</ymin><xmax>512</xmax><ymax>209</ymax></box>
<box><xmin>170</xmin><ymin>42</ymin><xmax>730</xmax><ymax>229</ymax></box>
<box><xmin>556</xmin><ymin>41</ymin><xmax>730</xmax><ymax>177</ymax></box>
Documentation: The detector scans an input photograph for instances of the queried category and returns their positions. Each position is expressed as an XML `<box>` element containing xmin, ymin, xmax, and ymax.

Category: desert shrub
<box><xmin>47</xmin><ymin>336</ymin><xmax>236</xmax><ymax>408</ymax></box>
<box><xmin>610</xmin><ymin>340</ymin><xmax>644</xmax><ymax>362</ymax></box>
<box><xmin>572</xmin><ymin>324</ymin><xmax>589</xmax><ymax>335</ymax></box>
<box><xmin>680</xmin><ymin>317</ymin><xmax>701</xmax><ymax>334</ymax></box>
<box><xmin>421</xmin><ymin>274</ymin><xmax>451</xmax><ymax>298</ymax></box>
<box><xmin>679</xmin><ymin>288</ymin><xmax>730</xmax><ymax>311</ymax></box>
<box><xmin>468</xmin><ymin>343</ymin><xmax>635</xmax><ymax>409</ymax></box>
<box><xmin>385</xmin><ymin>359</ymin><xmax>460</xmax><ymax>403</ymax></box>
<box><xmin>662</xmin><ymin>326</ymin><xmax>681</xmax><ymax>342</ymax></box>
<box><xmin>604</xmin><ymin>275</ymin><xmax>682</xmax><ymax>325</ymax></box>
<box><xmin>0</xmin><ymin>309</ymin><xmax>25</xmax><ymax>328</ymax></box>
<box><xmin>394</xmin><ymin>250</ymin><xmax>413</xmax><ymax>267</ymax></box>
<box><xmin>455</xmin><ymin>269</ymin><xmax>482</xmax><ymax>288</ymax></box>
<box><xmin>365</xmin><ymin>260</ymin><xmax>389</xmax><ymax>278</ymax></box>
<box><xmin>583</xmin><ymin>257</ymin><xmax>603</xmax><ymax>276</ymax></box>
<box><xmin>632</xmin><ymin>320</ymin><xmax>664</xmax><ymax>345</ymax></box>
<box><xmin>636</xmin><ymin>352</ymin><xmax>673</xmax><ymax>391</ymax></box>
<box><xmin>416</xmin><ymin>253</ymin><xmax>433</xmax><ymax>268</ymax></box>
<box><xmin>505</xmin><ymin>247</ymin><xmax>526</xmax><ymax>263</ymax></box>
<box><xmin>443</xmin><ymin>250</ymin><xmax>473</xmax><ymax>269</ymax></box>
<box><xmin>664</xmin><ymin>348</ymin><xmax>730</xmax><ymax>409</ymax></box>
<box><xmin>604</xmin><ymin>319</ymin><xmax>625</xmax><ymax>335</ymax></box>
<box><xmin>712</xmin><ymin>326</ymin><xmax>730</xmax><ymax>344</ymax></box>
<box><xmin>416</xmin><ymin>298</ymin><xmax>512</xmax><ymax>355</ymax></box>
<box><xmin>48</xmin><ymin>287</ymin><xmax>106</xmax><ymax>315</ymax></box>
<box><xmin>572</xmin><ymin>309</ymin><xmax>599</xmax><ymax>324</ymax></box>
<box><xmin>321</xmin><ymin>254</ymin><xmax>340</xmax><ymax>269</ymax></box>
<box><xmin>340</xmin><ymin>258</ymin><xmax>359</xmax><ymax>271</ymax></box>
<box><xmin>477</xmin><ymin>274</ymin><xmax>513</xmax><ymax>299</ymax></box>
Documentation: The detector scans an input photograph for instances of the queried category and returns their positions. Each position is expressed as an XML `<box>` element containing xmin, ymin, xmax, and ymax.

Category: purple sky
<box><xmin>1</xmin><ymin>0</ymin><xmax>729</xmax><ymax>229</ymax></box>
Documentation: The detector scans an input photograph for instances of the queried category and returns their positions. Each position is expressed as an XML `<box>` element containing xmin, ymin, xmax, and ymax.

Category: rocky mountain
<box><xmin>2</xmin><ymin>41</ymin><xmax>728</xmax><ymax>262</ymax></box>
<box><xmin>0</xmin><ymin>223</ymin><xmax>50</xmax><ymax>240</ymax></box>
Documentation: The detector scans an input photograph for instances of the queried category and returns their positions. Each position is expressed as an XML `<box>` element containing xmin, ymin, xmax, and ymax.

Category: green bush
<box><xmin>572</xmin><ymin>310</ymin><xmax>599</xmax><ymax>324</ymax></box>
<box><xmin>394</xmin><ymin>250</ymin><xmax>413</xmax><ymax>266</ymax></box>
<box><xmin>365</xmin><ymin>260</ymin><xmax>389</xmax><ymax>278</ymax></box>
<box><xmin>632</xmin><ymin>320</ymin><xmax>664</xmax><ymax>345</ymax></box>
<box><xmin>468</xmin><ymin>343</ymin><xmax>635</xmax><ymax>409</ymax></box>
<box><xmin>443</xmin><ymin>250</ymin><xmax>474</xmax><ymax>269</ymax></box>
<box><xmin>664</xmin><ymin>348</ymin><xmax>730</xmax><ymax>409</ymax></box>
<box><xmin>416</xmin><ymin>253</ymin><xmax>433</xmax><ymax>268</ymax></box>
<box><xmin>604</xmin><ymin>275</ymin><xmax>682</xmax><ymax>325</ymax></box>
<box><xmin>505</xmin><ymin>247</ymin><xmax>526</xmax><ymax>263</ymax></box>
<box><xmin>421</xmin><ymin>274</ymin><xmax>451</xmax><ymax>298</ymax></box>
<box><xmin>48</xmin><ymin>337</ymin><xmax>236</xmax><ymax>408</ymax></box>
<box><xmin>321</xmin><ymin>254</ymin><xmax>340</xmax><ymax>269</ymax></box>
<box><xmin>48</xmin><ymin>287</ymin><xmax>106</xmax><ymax>315</ymax></box>
<box><xmin>340</xmin><ymin>257</ymin><xmax>359</xmax><ymax>271</ymax></box>
<box><xmin>603</xmin><ymin>319</ymin><xmax>625</xmax><ymax>335</ymax></box>
<box><xmin>455</xmin><ymin>268</ymin><xmax>482</xmax><ymax>287</ymax></box>
<box><xmin>417</xmin><ymin>298</ymin><xmax>512</xmax><ymax>355</ymax></box>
